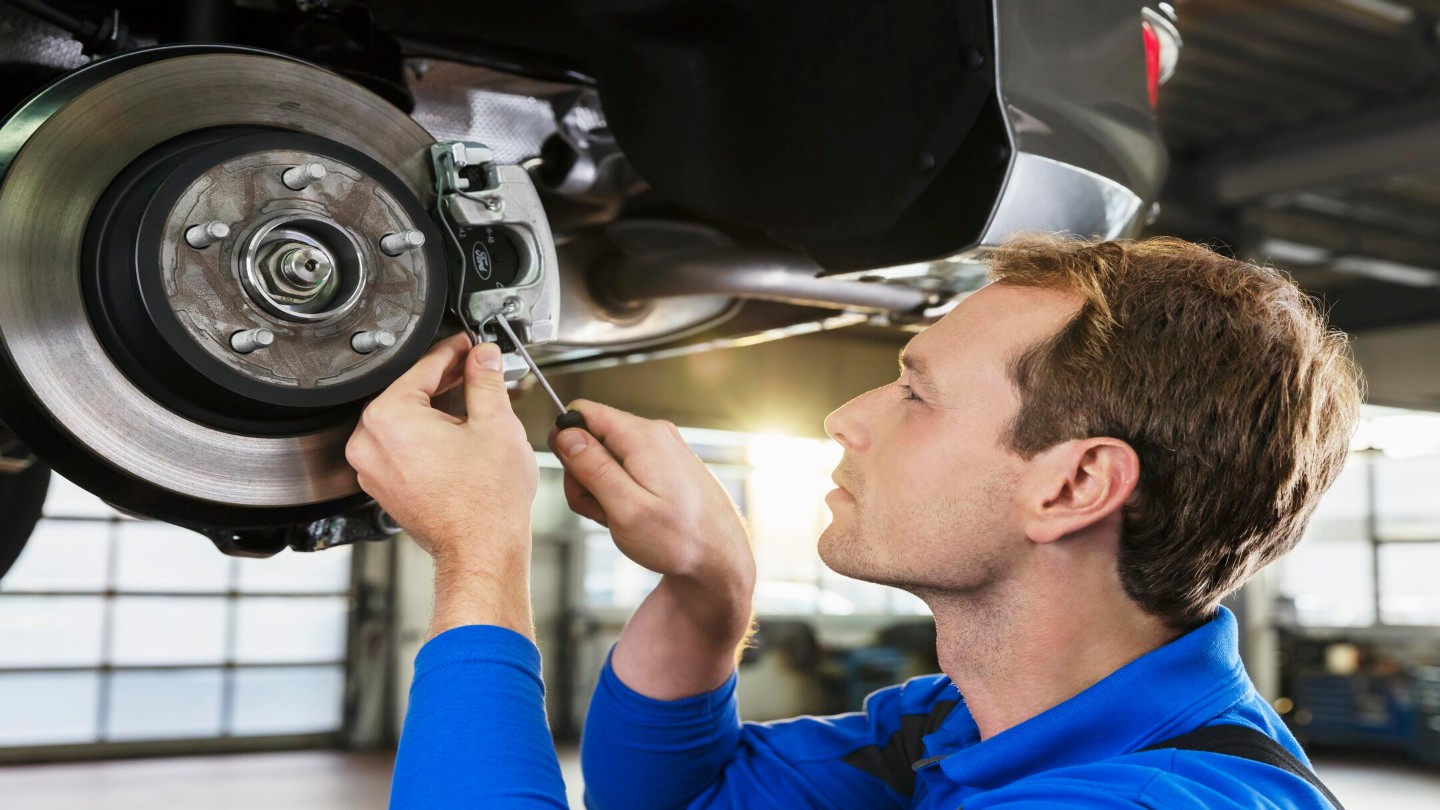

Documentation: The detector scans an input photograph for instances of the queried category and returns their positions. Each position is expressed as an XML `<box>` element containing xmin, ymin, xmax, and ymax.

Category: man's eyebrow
<box><xmin>899</xmin><ymin>351</ymin><xmax>929</xmax><ymax>379</ymax></box>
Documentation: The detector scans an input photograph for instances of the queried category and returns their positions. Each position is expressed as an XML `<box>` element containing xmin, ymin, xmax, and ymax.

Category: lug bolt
<box><xmin>379</xmin><ymin>229</ymin><xmax>426</xmax><ymax>256</ymax></box>
<box><xmin>351</xmin><ymin>329</ymin><xmax>397</xmax><ymax>354</ymax></box>
<box><xmin>282</xmin><ymin>162</ymin><xmax>327</xmax><ymax>191</ymax></box>
<box><xmin>185</xmin><ymin>220</ymin><xmax>230</xmax><ymax>249</ymax></box>
<box><xmin>230</xmin><ymin>328</ymin><xmax>275</xmax><ymax>354</ymax></box>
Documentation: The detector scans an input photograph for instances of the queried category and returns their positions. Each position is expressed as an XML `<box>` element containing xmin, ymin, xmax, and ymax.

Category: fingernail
<box><xmin>558</xmin><ymin>431</ymin><xmax>587</xmax><ymax>458</ymax></box>
<box><xmin>476</xmin><ymin>345</ymin><xmax>502</xmax><ymax>371</ymax></box>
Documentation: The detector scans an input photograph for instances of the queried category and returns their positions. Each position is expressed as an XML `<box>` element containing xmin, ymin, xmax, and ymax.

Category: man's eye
<box><xmin>898</xmin><ymin>383</ymin><xmax>923</xmax><ymax>403</ymax></box>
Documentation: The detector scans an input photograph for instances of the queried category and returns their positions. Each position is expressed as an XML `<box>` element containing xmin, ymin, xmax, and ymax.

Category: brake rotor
<box><xmin>0</xmin><ymin>46</ymin><xmax>448</xmax><ymax>528</ymax></box>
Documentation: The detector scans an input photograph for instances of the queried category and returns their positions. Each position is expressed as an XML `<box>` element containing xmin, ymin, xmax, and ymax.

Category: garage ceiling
<box><xmin>1154</xmin><ymin>0</ymin><xmax>1440</xmax><ymax>336</ymax></box>
<box><xmin>1150</xmin><ymin>0</ymin><xmax>1440</xmax><ymax>408</ymax></box>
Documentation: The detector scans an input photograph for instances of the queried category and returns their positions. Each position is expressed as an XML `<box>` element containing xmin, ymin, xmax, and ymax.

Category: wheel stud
<box><xmin>185</xmin><ymin>220</ymin><xmax>230</xmax><ymax>249</ymax></box>
<box><xmin>379</xmin><ymin>229</ymin><xmax>425</xmax><ymax>256</ymax></box>
<box><xmin>230</xmin><ymin>328</ymin><xmax>275</xmax><ymax>354</ymax></box>
<box><xmin>351</xmin><ymin>329</ymin><xmax>397</xmax><ymax>354</ymax></box>
<box><xmin>282</xmin><ymin>162</ymin><xmax>327</xmax><ymax>190</ymax></box>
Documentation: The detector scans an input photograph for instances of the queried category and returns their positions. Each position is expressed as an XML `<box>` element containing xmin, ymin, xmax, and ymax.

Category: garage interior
<box><xmin>2</xmin><ymin>0</ymin><xmax>1440</xmax><ymax>808</ymax></box>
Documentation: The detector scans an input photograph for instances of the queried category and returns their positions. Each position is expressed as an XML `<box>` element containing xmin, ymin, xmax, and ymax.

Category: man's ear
<box><xmin>1021</xmin><ymin>438</ymin><xmax>1139</xmax><ymax>544</ymax></box>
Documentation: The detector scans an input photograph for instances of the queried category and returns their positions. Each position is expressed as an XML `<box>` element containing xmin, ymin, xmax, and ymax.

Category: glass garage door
<box><xmin>0</xmin><ymin>474</ymin><xmax>353</xmax><ymax>754</ymax></box>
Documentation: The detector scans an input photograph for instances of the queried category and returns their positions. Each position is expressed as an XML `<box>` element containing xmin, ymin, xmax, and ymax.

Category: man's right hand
<box><xmin>548</xmin><ymin>400</ymin><xmax>755</xmax><ymax>588</ymax></box>
<box><xmin>548</xmin><ymin>400</ymin><xmax>756</xmax><ymax>699</ymax></box>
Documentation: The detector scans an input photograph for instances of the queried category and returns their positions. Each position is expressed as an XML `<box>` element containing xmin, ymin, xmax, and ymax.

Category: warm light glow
<box><xmin>746</xmin><ymin>432</ymin><xmax>843</xmax><ymax>470</ymax></box>
<box><xmin>1350</xmin><ymin>405</ymin><xmax>1440</xmax><ymax>457</ymax></box>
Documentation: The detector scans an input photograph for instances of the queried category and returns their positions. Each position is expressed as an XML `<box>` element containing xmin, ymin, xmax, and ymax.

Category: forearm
<box><xmin>392</xmin><ymin>625</ymin><xmax>567</xmax><ymax>809</ymax></box>
<box><xmin>611</xmin><ymin>569</ymin><xmax>755</xmax><ymax>700</ymax></box>
<box><xmin>427</xmin><ymin>528</ymin><xmax>536</xmax><ymax>642</ymax></box>
<box><xmin>582</xmin><ymin>652</ymin><xmax>743</xmax><ymax>810</ymax></box>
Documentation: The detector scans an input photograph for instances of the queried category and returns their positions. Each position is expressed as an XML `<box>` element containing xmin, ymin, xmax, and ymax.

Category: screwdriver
<box><xmin>491</xmin><ymin>313</ymin><xmax>588</xmax><ymax>432</ymax></box>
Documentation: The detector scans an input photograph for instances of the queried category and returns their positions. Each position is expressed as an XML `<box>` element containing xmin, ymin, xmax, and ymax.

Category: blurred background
<box><xmin>5</xmin><ymin>0</ymin><xmax>1440</xmax><ymax>807</ymax></box>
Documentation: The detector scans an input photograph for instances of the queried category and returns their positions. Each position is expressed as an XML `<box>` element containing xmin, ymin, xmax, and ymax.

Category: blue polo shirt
<box><xmin>581</xmin><ymin>607</ymin><xmax>1332</xmax><ymax>809</ymax></box>
<box><xmin>389</xmin><ymin>608</ymin><xmax>1334</xmax><ymax>808</ymax></box>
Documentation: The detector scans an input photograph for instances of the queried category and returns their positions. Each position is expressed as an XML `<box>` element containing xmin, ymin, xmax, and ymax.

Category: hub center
<box><xmin>240</xmin><ymin>214</ymin><xmax>365</xmax><ymax>322</ymax></box>
<box><xmin>263</xmin><ymin>242</ymin><xmax>337</xmax><ymax>305</ymax></box>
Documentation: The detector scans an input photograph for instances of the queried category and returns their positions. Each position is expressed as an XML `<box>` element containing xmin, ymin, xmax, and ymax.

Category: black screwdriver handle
<box><xmin>555</xmin><ymin>409</ymin><xmax>588</xmax><ymax>432</ymax></box>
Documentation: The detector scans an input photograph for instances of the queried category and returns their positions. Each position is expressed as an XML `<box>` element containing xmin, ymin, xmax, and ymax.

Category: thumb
<box><xmin>464</xmin><ymin>342</ymin><xmax>511</xmax><ymax>420</ymax></box>
<box><xmin>553</xmin><ymin>428</ymin><xmax>651</xmax><ymax>517</ymax></box>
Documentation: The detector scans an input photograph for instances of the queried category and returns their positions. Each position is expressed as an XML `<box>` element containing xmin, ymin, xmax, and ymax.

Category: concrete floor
<box><xmin>0</xmin><ymin>747</ymin><xmax>1432</xmax><ymax>808</ymax></box>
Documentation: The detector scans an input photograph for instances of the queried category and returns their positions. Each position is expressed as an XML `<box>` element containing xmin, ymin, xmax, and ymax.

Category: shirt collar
<box><xmin>927</xmin><ymin>606</ymin><xmax>1251</xmax><ymax>790</ymax></box>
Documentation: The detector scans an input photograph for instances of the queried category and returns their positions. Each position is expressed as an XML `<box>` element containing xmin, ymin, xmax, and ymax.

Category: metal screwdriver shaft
<box><xmin>492</xmin><ymin>314</ymin><xmax>588</xmax><ymax>432</ymax></box>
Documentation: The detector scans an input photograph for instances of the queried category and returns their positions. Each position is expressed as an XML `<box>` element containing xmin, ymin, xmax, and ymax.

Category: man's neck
<box><xmin>922</xmin><ymin>578</ymin><xmax>1180</xmax><ymax>741</ymax></box>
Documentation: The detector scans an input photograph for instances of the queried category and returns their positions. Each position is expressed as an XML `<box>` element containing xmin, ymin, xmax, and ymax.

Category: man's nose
<box><xmin>824</xmin><ymin>389</ymin><xmax>873</xmax><ymax>453</ymax></box>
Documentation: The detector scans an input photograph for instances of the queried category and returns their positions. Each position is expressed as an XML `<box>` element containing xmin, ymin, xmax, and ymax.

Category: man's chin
<box><xmin>818</xmin><ymin>525</ymin><xmax>872</xmax><ymax>582</ymax></box>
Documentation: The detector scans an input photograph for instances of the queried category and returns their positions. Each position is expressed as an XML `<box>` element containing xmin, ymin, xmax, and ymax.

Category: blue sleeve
<box><xmin>582</xmin><ymin>651</ymin><xmax>928</xmax><ymax>810</ymax></box>
<box><xmin>389</xmin><ymin>625</ymin><xmax>567</xmax><ymax>809</ymax></box>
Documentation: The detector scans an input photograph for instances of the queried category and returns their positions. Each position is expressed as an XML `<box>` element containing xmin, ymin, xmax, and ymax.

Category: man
<box><xmin>348</xmin><ymin>235</ymin><xmax>1361</xmax><ymax>808</ymax></box>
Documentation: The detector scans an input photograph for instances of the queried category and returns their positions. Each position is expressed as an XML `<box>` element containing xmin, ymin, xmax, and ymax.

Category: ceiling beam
<box><xmin>1178</xmin><ymin>93</ymin><xmax>1440</xmax><ymax>206</ymax></box>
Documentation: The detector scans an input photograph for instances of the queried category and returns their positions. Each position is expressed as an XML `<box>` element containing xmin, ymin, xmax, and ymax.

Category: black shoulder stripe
<box><xmin>1141</xmin><ymin>724</ymin><xmax>1345</xmax><ymax>810</ymax></box>
<box><xmin>841</xmin><ymin>698</ymin><xmax>958</xmax><ymax>797</ymax></box>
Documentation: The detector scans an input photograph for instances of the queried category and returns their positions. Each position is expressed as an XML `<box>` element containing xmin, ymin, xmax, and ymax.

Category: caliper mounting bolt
<box><xmin>351</xmin><ymin>329</ymin><xmax>397</xmax><ymax>354</ymax></box>
<box><xmin>230</xmin><ymin>328</ymin><xmax>275</xmax><ymax>354</ymax></box>
<box><xmin>379</xmin><ymin>229</ymin><xmax>426</xmax><ymax>256</ymax></box>
<box><xmin>282</xmin><ymin>162</ymin><xmax>327</xmax><ymax>191</ymax></box>
<box><xmin>185</xmin><ymin>220</ymin><xmax>230</xmax><ymax>249</ymax></box>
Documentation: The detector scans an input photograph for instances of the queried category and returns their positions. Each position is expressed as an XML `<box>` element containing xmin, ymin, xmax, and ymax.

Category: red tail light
<box><xmin>1143</xmin><ymin>19</ymin><xmax>1162</xmax><ymax>107</ymax></box>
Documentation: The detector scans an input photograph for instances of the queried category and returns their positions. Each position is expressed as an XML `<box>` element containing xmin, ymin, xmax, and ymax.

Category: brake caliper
<box><xmin>430</xmin><ymin>141</ymin><xmax>560</xmax><ymax>381</ymax></box>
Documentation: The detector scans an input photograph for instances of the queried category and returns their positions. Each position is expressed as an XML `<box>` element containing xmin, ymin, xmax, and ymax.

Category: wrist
<box><xmin>428</xmin><ymin>534</ymin><xmax>535</xmax><ymax>642</ymax></box>
<box><xmin>658</xmin><ymin>567</ymin><xmax>755</xmax><ymax>643</ymax></box>
<box><xmin>429</xmin><ymin>518</ymin><xmax>532</xmax><ymax>574</ymax></box>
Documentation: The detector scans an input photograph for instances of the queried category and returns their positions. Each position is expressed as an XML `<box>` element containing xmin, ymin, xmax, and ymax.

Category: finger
<box><xmin>562</xmin><ymin>469</ymin><xmax>608</xmax><ymax>527</ymax></box>
<box><xmin>562</xmin><ymin>400</ymin><xmax>675</xmax><ymax>462</ymax></box>
<box><xmin>463</xmin><ymin>342</ymin><xmax>513</xmax><ymax>423</ymax></box>
<box><xmin>382</xmin><ymin>333</ymin><xmax>472</xmax><ymax>408</ymax></box>
<box><xmin>553</xmin><ymin>427</ymin><xmax>653</xmax><ymax>519</ymax></box>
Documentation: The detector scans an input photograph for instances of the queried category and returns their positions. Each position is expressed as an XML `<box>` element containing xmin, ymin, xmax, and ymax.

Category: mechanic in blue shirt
<box><xmin>347</xmin><ymin>235</ymin><xmax>1362</xmax><ymax>808</ymax></box>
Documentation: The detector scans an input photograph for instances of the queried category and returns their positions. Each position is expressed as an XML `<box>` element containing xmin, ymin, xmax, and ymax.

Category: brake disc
<box><xmin>0</xmin><ymin>45</ymin><xmax>449</xmax><ymax>529</ymax></box>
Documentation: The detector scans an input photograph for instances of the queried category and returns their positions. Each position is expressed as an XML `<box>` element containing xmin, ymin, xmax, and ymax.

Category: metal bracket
<box><xmin>430</xmin><ymin>141</ymin><xmax>560</xmax><ymax>382</ymax></box>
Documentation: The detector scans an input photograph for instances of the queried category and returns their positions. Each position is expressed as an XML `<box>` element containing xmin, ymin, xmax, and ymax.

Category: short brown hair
<box><xmin>991</xmin><ymin>235</ymin><xmax>1363</xmax><ymax>629</ymax></box>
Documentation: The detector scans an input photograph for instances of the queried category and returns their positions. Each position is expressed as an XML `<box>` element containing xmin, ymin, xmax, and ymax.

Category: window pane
<box><xmin>235</xmin><ymin>547</ymin><xmax>351</xmax><ymax>594</ymax></box>
<box><xmin>0</xmin><ymin>672</ymin><xmax>99</xmax><ymax>745</ymax></box>
<box><xmin>114</xmin><ymin>522</ymin><xmax>231</xmax><ymax>593</ymax></box>
<box><xmin>42</xmin><ymin>475</ymin><xmax>115</xmax><ymax>519</ymax></box>
<box><xmin>532</xmin><ymin>465</ymin><xmax>574</xmax><ymax>538</ymax></box>
<box><xmin>1374</xmin><ymin>453</ymin><xmax>1440</xmax><ymax>541</ymax></box>
<box><xmin>1379</xmin><ymin>543</ymin><xmax>1440</xmax><ymax>625</ymax></box>
<box><xmin>0</xmin><ymin>596</ymin><xmax>104</xmax><ymax>667</ymax></box>
<box><xmin>110</xmin><ymin>596</ymin><xmax>227</xmax><ymax>665</ymax></box>
<box><xmin>106</xmin><ymin>669</ymin><xmax>224</xmax><ymax>741</ymax></box>
<box><xmin>1279</xmin><ymin>462</ymin><xmax>1375</xmax><ymax>627</ymax></box>
<box><xmin>1305</xmin><ymin>461</ymin><xmax>1367</xmax><ymax>542</ymax></box>
<box><xmin>0</xmin><ymin>520</ymin><xmax>109</xmax><ymax>592</ymax></box>
<box><xmin>234</xmin><ymin>597</ymin><xmax>348</xmax><ymax>663</ymax></box>
<box><xmin>230</xmin><ymin>666</ymin><xmax>343</xmax><ymax>735</ymax></box>
<box><xmin>582</xmin><ymin>533</ymin><xmax>657</xmax><ymax>610</ymax></box>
